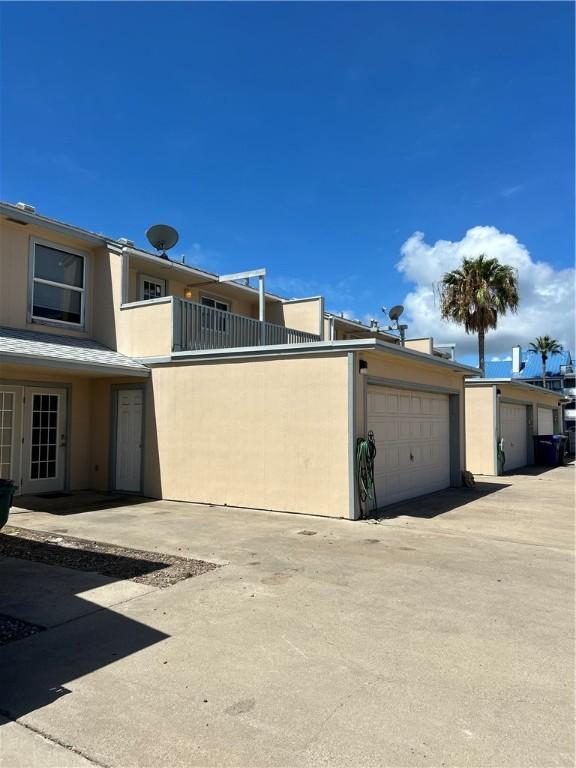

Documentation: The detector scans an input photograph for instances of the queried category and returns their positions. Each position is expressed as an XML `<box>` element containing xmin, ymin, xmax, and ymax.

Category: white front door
<box><xmin>537</xmin><ymin>407</ymin><xmax>554</xmax><ymax>436</ymax></box>
<box><xmin>368</xmin><ymin>386</ymin><xmax>451</xmax><ymax>507</ymax></box>
<box><xmin>115</xmin><ymin>389</ymin><xmax>143</xmax><ymax>492</ymax></box>
<box><xmin>21</xmin><ymin>388</ymin><xmax>67</xmax><ymax>494</ymax></box>
<box><xmin>500</xmin><ymin>403</ymin><xmax>528</xmax><ymax>471</ymax></box>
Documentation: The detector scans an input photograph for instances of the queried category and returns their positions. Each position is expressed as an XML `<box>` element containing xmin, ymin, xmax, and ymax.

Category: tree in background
<box><xmin>528</xmin><ymin>336</ymin><xmax>563</xmax><ymax>388</ymax></box>
<box><xmin>440</xmin><ymin>254</ymin><xmax>519</xmax><ymax>375</ymax></box>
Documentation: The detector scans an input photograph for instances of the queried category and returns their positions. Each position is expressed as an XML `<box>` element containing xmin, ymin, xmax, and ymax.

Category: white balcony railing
<box><xmin>172</xmin><ymin>298</ymin><xmax>321</xmax><ymax>352</ymax></box>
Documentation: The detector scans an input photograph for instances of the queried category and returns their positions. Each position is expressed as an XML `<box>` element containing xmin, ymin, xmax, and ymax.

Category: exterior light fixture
<box><xmin>184</xmin><ymin>285</ymin><xmax>194</xmax><ymax>300</ymax></box>
<box><xmin>359</xmin><ymin>359</ymin><xmax>368</xmax><ymax>375</ymax></box>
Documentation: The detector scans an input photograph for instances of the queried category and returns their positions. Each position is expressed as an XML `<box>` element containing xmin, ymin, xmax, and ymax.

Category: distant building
<box><xmin>485</xmin><ymin>346</ymin><xmax>575</xmax><ymax>450</ymax></box>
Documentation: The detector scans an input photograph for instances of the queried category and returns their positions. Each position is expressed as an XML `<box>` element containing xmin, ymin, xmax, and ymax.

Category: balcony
<box><xmin>172</xmin><ymin>298</ymin><xmax>320</xmax><ymax>352</ymax></box>
<box><xmin>562</xmin><ymin>387</ymin><xmax>576</xmax><ymax>398</ymax></box>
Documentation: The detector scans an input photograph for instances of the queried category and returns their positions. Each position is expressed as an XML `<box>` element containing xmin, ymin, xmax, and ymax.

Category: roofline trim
<box><xmin>140</xmin><ymin>337</ymin><xmax>479</xmax><ymax>373</ymax></box>
<box><xmin>0</xmin><ymin>351</ymin><xmax>150</xmax><ymax>377</ymax></box>
<box><xmin>465</xmin><ymin>377</ymin><xmax>570</xmax><ymax>399</ymax></box>
<box><xmin>1</xmin><ymin>202</ymin><xmax>113</xmax><ymax>246</ymax></box>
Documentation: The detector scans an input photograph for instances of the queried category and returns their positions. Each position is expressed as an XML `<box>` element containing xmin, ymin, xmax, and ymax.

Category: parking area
<box><xmin>1</xmin><ymin>464</ymin><xmax>574</xmax><ymax>767</ymax></box>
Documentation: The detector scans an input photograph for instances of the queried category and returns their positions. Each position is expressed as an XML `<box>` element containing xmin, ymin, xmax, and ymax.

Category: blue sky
<box><xmin>1</xmin><ymin>2</ymin><xmax>574</xmax><ymax>360</ymax></box>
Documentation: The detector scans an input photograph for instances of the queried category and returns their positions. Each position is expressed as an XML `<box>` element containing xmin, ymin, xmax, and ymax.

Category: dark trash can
<box><xmin>0</xmin><ymin>479</ymin><xmax>17</xmax><ymax>530</ymax></box>
<box><xmin>553</xmin><ymin>435</ymin><xmax>568</xmax><ymax>465</ymax></box>
<box><xmin>533</xmin><ymin>435</ymin><xmax>566</xmax><ymax>467</ymax></box>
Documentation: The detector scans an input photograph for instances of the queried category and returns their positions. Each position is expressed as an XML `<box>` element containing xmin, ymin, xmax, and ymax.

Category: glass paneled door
<box><xmin>21</xmin><ymin>387</ymin><xmax>67</xmax><ymax>494</ymax></box>
<box><xmin>0</xmin><ymin>386</ymin><xmax>23</xmax><ymax>487</ymax></box>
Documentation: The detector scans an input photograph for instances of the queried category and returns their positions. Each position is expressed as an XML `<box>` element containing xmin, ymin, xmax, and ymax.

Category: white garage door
<box><xmin>537</xmin><ymin>407</ymin><xmax>554</xmax><ymax>436</ymax></box>
<box><xmin>500</xmin><ymin>403</ymin><xmax>527</xmax><ymax>471</ymax></box>
<box><xmin>367</xmin><ymin>386</ymin><xmax>451</xmax><ymax>507</ymax></box>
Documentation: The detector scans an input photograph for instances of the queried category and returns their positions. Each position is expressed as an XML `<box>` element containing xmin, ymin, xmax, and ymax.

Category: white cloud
<box><xmin>396</xmin><ymin>226</ymin><xmax>575</xmax><ymax>359</ymax></box>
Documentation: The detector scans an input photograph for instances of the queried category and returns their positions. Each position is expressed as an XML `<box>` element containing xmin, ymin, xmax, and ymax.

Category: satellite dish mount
<box><xmin>382</xmin><ymin>304</ymin><xmax>408</xmax><ymax>346</ymax></box>
<box><xmin>146</xmin><ymin>224</ymin><xmax>179</xmax><ymax>260</ymax></box>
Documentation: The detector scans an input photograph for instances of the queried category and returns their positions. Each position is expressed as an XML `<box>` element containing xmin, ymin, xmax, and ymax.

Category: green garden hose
<box><xmin>357</xmin><ymin>431</ymin><xmax>377</xmax><ymax>516</ymax></box>
<box><xmin>497</xmin><ymin>437</ymin><xmax>506</xmax><ymax>474</ymax></box>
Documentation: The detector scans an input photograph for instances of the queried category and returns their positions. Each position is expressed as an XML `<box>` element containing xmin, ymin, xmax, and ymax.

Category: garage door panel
<box><xmin>537</xmin><ymin>407</ymin><xmax>554</xmax><ymax>435</ymax></box>
<box><xmin>368</xmin><ymin>386</ymin><xmax>452</xmax><ymax>507</ymax></box>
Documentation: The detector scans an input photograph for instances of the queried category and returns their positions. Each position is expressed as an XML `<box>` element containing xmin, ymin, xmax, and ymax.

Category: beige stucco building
<box><xmin>1</xmin><ymin>201</ymin><xmax>478</xmax><ymax>519</ymax></box>
<box><xmin>465</xmin><ymin>378</ymin><xmax>565</xmax><ymax>475</ymax></box>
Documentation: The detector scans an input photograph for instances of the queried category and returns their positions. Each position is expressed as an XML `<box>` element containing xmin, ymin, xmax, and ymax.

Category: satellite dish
<box><xmin>389</xmin><ymin>304</ymin><xmax>404</xmax><ymax>321</ymax></box>
<box><xmin>146</xmin><ymin>224</ymin><xmax>179</xmax><ymax>259</ymax></box>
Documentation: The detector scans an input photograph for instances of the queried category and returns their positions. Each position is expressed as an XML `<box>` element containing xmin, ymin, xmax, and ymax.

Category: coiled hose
<box><xmin>356</xmin><ymin>431</ymin><xmax>377</xmax><ymax>516</ymax></box>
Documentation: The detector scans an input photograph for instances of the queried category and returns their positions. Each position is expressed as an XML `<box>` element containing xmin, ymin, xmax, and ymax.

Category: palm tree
<box><xmin>528</xmin><ymin>336</ymin><xmax>563</xmax><ymax>388</ymax></box>
<box><xmin>440</xmin><ymin>254</ymin><xmax>519</xmax><ymax>376</ymax></box>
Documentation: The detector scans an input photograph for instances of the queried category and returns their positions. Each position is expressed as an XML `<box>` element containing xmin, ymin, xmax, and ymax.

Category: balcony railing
<box><xmin>172</xmin><ymin>298</ymin><xmax>321</xmax><ymax>352</ymax></box>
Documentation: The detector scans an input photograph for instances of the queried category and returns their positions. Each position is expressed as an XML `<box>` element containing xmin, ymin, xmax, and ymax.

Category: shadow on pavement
<box><xmin>0</xmin><ymin>538</ymin><xmax>169</xmax><ymax>720</ymax></box>
<box><xmin>371</xmin><ymin>481</ymin><xmax>510</xmax><ymax>521</ymax></box>
<box><xmin>11</xmin><ymin>492</ymin><xmax>152</xmax><ymax>516</ymax></box>
<box><xmin>504</xmin><ymin>462</ymin><xmax>574</xmax><ymax>477</ymax></box>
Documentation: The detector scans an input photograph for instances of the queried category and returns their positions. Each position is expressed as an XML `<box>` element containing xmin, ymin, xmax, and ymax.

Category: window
<box><xmin>32</xmin><ymin>243</ymin><xmax>86</xmax><ymax>326</ymax></box>
<box><xmin>201</xmin><ymin>296</ymin><xmax>229</xmax><ymax>313</ymax></box>
<box><xmin>201</xmin><ymin>295</ymin><xmax>230</xmax><ymax>333</ymax></box>
<box><xmin>139</xmin><ymin>274</ymin><xmax>166</xmax><ymax>301</ymax></box>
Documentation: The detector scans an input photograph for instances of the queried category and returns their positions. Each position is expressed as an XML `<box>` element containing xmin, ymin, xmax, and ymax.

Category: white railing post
<box><xmin>259</xmin><ymin>274</ymin><xmax>265</xmax><ymax>345</ymax></box>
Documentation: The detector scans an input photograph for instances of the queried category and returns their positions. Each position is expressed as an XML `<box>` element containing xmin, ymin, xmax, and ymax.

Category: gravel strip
<box><xmin>0</xmin><ymin>526</ymin><xmax>220</xmax><ymax>588</ymax></box>
<box><xmin>0</xmin><ymin>613</ymin><xmax>46</xmax><ymax>646</ymax></box>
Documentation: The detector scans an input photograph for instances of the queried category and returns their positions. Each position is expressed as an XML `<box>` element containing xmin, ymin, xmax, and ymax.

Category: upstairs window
<box><xmin>139</xmin><ymin>274</ymin><xmax>166</xmax><ymax>301</ymax></box>
<box><xmin>201</xmin><ymin>295</ymin><xmax>230</xmax><ymax>333</ymax></box>
<box><xmin>201</xmin><ymin>295</ymin><xmax>229</xmax><ymax>313</ymax></box>
<box><xmin>31</xmin><ymin>243</ymin><xmax>86</xmax><ymax>326</ymax></box>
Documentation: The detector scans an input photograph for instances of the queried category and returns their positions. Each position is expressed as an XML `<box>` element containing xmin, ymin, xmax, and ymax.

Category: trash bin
<box><xmin>0</xmin><ymin>479</ymin><xmax>17</xmax><ymax>530</ymax></box>
<box><xmin>533</xmin><ymin>435</ymin><xmax>565</xmax><ymax>467</ymax></box>
<box><xmin>553</xmin><ymin>435</ymin><xmax>568</xmax><ymax>466</ymax></box>
<box><xmin>533</xmin><ymin>436</ymin><xmax>556</xmax><ymax>466</ymax></box>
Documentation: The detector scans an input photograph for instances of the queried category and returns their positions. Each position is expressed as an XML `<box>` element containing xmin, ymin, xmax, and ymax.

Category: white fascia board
<box><xmin>0</xmin><ymin>202</ymin><xmax>113</xmax><ymax>245</ymax></box>
<box><xmin>218</xmin><ymin>269</ymin><xmax>266</xmax><ymax>281</ymax></box>
<box><xmin>465</xmin><ymin>377</ymin><xmax>569</xmax><ymax>399</ymax></box>
<box><xmin>0</xmin><ymin>352</ymin><xmax>150</xmax><ymax>377</ymax></box>
<box><xmin>283</xmin><ymin>295</ymin><xmax>324</xmax><ymax>304</ymax></box>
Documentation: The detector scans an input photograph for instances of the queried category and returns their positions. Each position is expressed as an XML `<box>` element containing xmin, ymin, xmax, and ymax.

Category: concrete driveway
<box><xmin>1</xmin><ymin>465</ymin><xmax>574</xmax><ymax>767</ymax></box>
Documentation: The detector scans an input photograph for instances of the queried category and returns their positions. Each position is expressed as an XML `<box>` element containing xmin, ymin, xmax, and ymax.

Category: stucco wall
<box><xmin>268</xmin><ymin>299</ymin><xmax>324</xmax><ymax>338</ymax></box>
<box><xmin>144</xmin><ymin>354</ymin><xmax>351</xmax><ymax>517</ymax></box>
<box><xmin>405</xmin><ymin>338</ymin><xmax>433</xmax><ymax>355</ymax></box>
<box><xmin>117</xmin><ymin>300</ymin><xmax>174</xmax><ymax>358</ymax></box>
<box><xmin>465</xmin><ymin>385</ymin><xmax>496</xmax><ymax>475</ymax></box>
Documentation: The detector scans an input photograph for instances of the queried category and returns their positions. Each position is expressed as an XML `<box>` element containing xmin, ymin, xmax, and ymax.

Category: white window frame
<box><xmin>138</xmin><ymin>273</ymin><xmax>166</xmax><ymax>302</ymax></box>
<box><xmin>200</xmin><ymin>293</ymin><xmax>230</xmax><ymax>313</ymax></box>
<box><xmin>28</xmin><ymin>238</ymin><xmax>89</xmax><ymax>330</ymax></box>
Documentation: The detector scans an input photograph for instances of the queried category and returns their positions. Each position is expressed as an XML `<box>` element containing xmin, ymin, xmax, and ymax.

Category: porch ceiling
<box><xmin>0</xmin><ymin>327</ymin><xmax>149</xmax><ymax>377</ymax></box>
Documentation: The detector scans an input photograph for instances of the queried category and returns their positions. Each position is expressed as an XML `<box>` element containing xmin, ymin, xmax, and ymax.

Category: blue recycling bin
<box><xmin>533</xmin><ymin>435</ymin><xmax>565</xmax><ymax>466</ymax></box>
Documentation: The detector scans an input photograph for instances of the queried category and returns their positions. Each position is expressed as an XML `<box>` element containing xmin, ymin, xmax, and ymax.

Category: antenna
<box><xmin>381</xmin><ymin>304</ymin><xmax>408</xmax><ymax>346</ymax></box>
<box><xmin>146</xmin><ymin>224</ymin><xmax>179</xmax><ymax>260</ymax></box>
